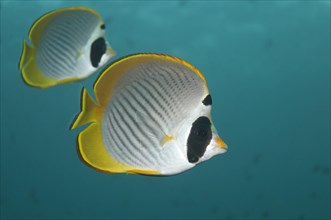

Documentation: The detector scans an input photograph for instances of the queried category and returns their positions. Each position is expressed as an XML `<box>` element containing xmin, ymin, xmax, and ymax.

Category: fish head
<box><xmin>97</xmin><ymin>23</ymin><xmax>116</xmax><ymax>66</ymax></box>
<box><xmin>177</xmin><ymin>94</ymin><xmax>227</xmax><ymax>165</ymax></box>
<box><xmin>86</xmin><ymin>22</ymin><xmax>116</xmax><ymax>69</ymax></box>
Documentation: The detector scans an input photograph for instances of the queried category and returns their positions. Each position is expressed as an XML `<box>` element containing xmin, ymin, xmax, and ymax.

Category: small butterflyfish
<box><xmin>19</xmin><ymin>7</ymin><xmax>115</xmax><ymax>88</ymax></box>
<box><xmin>71</xmin><ymin>53</ymin><xmax>227</xmax><ymax>176</ymax></box>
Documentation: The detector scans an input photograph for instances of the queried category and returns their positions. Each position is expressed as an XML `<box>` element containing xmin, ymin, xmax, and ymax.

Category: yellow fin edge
<box><xmin>19</xmin><ymin>7</ymin><xmax>97</xmax><ymax>88</ymax></box>
<box><xmin>73</xmin><ymin>53</ymin><xmax>208</xmax><ymax>175</ymax></box>
<box><xmin>157</xmin><ymin>54</ymin><xmax>207</xmax><ymax>86</ymax></box>
<box><xmin>28</xmin><ymin>6</ymin><xmax>102</xmax><ymax>47</ymax></box>
<box><xmin>19</xmin><ymin>40</ymin><xmax>60</xmax><ymax>88</ymax></box>
<box><xmin>93</xmin><ymin>53</ymin><xmax>208</xmax><ymax>107</ymax></box>
<box><xmin>77</xmin><ymin>123</ymin><xmax>160</xmax><ymax>175</ymax></box>
<box><xmin>19</xmin><ymin>40</ymin><xmax>82</xmax><ymax>88</ymax></box>
<box><xmin>72</xmin><ymin>89</ymin><xmax>160</xmax><ymax>175</ymax></box>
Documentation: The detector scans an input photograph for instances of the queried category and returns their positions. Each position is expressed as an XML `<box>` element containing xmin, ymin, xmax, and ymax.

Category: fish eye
<box><xmin>202</xmin><ymin>94</ymin><xmax>212</xmax><ymax>106</ymax></box>
<box><xmin>100</xmin><ymin>24</ymin><xmax>106</xmax><ymax>29</ymax></box>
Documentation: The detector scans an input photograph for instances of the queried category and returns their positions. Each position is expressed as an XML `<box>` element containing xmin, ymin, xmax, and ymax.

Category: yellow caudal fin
<box><xmin>19</xmin><ymin>40</ymin><xmax>34</xmax><ymax>69</ymax></box>
<box><xmin>70</xmin><ymin>88</ymin><xmax>103</xmax><ymax>130</ymax></box>
<box><xmin>77</xmin><ymin>123</ymin><xmax>129</xmax><ymax>173</ymax></box>
<box><xmin>72</xmin><ymin>88</ymin><xmax>160</xmax><ymax>175</ymax></box>
<box><xmin>19</xmin><ymin>40</ymin><xmax>59</xmax><ymax>88</ymax></box>
<box><xmin>19</xmin><ymin>7</ymin><xmax>93</xmax><ymax>88</ymax></box>
<box><xmin>77</xmin><ymin>122</ymin><xmax>160</xmax><ymax>174</ymax></box>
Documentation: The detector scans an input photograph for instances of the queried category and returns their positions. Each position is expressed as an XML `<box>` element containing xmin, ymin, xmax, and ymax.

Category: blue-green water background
<box><xmin>1</xmin><ymin>1</ymin><xmax>330</xmax><ymax>219</ymax></box>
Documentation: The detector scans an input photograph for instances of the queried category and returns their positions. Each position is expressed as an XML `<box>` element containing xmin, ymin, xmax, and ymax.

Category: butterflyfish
<box><xmin>19</xmin><ymin>7</ymin><xmax>115</xmax><ymax>88</ymax></box>
<box><xmin>71</xmin><ymin>53</ymin><xmax>227</xmax><ymax>176</ymax></box>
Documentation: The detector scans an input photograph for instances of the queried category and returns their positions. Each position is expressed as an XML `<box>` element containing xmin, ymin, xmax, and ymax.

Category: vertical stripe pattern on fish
<box><xmin>71</xmin><ymin>53</ymin><xmax>227</xmax><ymax>175</ymax></box>
<box><xmin>19</xmin><ymin>7</ymin><xmax>115</xmax><ymax>88</ymax></box>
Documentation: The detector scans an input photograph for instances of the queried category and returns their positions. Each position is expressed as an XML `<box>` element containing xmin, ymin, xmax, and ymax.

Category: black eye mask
<box><xmin>186</xmin><ymin>116</ymin><xmax>212</xmax><ymax>163</ymax></box>
<box><xmin>90</xmin><ymin>37</ymin><xmax>106</xmax><ymax>68</ymax></box>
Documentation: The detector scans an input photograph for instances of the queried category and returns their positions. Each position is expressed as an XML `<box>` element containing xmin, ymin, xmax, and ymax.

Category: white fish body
<box><xmin>71</xmin><ymin>54</ymin><xmax>227</xmax><ymax>176</ymax></box>
<box><xmin>19</xmin><ymin>7</ymin><xmax>115</xmax><ymax>88</ymax></box>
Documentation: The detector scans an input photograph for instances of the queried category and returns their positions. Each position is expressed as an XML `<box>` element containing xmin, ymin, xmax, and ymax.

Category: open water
<box><xmin>1</xmin><ymin>1</ymin><xmax>330</xmax><ymax>219</ymax></box>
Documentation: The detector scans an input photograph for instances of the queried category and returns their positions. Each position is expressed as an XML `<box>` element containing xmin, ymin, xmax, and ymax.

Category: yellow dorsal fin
<box><xmin>28</xmin><ymin>7</ymin><xmax>101</xmax><ymax>47</ymax></box>
<box><xmin>93</xmin><ymin>53</ymin><xmax>207</xmax><ymax>108</ymax></box>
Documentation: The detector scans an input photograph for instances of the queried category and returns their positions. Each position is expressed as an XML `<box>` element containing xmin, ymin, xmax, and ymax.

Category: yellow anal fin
<box><xmin>128</xmin><ymin>169</ymin><xmax>160</xmax><ymax>175</ymax></box>
<box><xmin>70</xmin><ymin>88</ymin><xmax>103</xmax><ymax>130</ymax></box>
<box><xmin>77</xmin><ymin>123</ymin><xmax>159</xmax><ymax>175</ymax></box>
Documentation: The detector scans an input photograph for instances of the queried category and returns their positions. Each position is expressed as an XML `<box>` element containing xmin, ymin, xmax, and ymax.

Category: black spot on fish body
<box><xmin>187</xmin><ymin>116</ymin><xmax>212</xmax><ymax>163</ymax></box>
<box><xmin>90</xmin><ymin>37</ymin><xmax>106</xmax><ymax>68</ymax></box>
<box><xmin>100</xmin><ymin>24</ymin><xmax>106</xmax><ymax>29</ymax></box>
<box><xmin>202</xmin><ymin>94</ymin><xmax>212</xmax><ymax>106</ymax></box>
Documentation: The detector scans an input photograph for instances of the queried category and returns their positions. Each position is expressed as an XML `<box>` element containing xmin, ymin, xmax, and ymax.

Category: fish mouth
<box><xmin>107</xmin><ymin>47</ymin><xmax>116</xmax><ymax>56</ymax></box>
<box><xmin>215</xmin><ymin>136</ymin><xmax>227</xmax><ymax>150</ymax></box>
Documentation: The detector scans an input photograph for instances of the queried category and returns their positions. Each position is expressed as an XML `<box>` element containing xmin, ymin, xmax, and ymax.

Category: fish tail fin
<box><xmin>19</xmin><ymin>40</ymin><xmax>34</xmax><ymax>69</ymax></box>
<box><xmin>19</xmin><ymin>40</ymin><xmax>58</xmax><ymax>88</ymax></box>
<box><xmin>70</xmin><ymin>88</ymin><xmax>102</xmax><ymax>130</ymax></box>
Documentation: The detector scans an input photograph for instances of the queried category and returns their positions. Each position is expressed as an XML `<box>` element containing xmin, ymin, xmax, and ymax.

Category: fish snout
<box><xmin>107</xmin><ymin>48</ymin><xmax>116</xmax><ymax>57</ymax></box>
<box><xmin>215</xmin><ymin>136</ymin><xmax>227</xmax><ymax>151</ymax></box>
